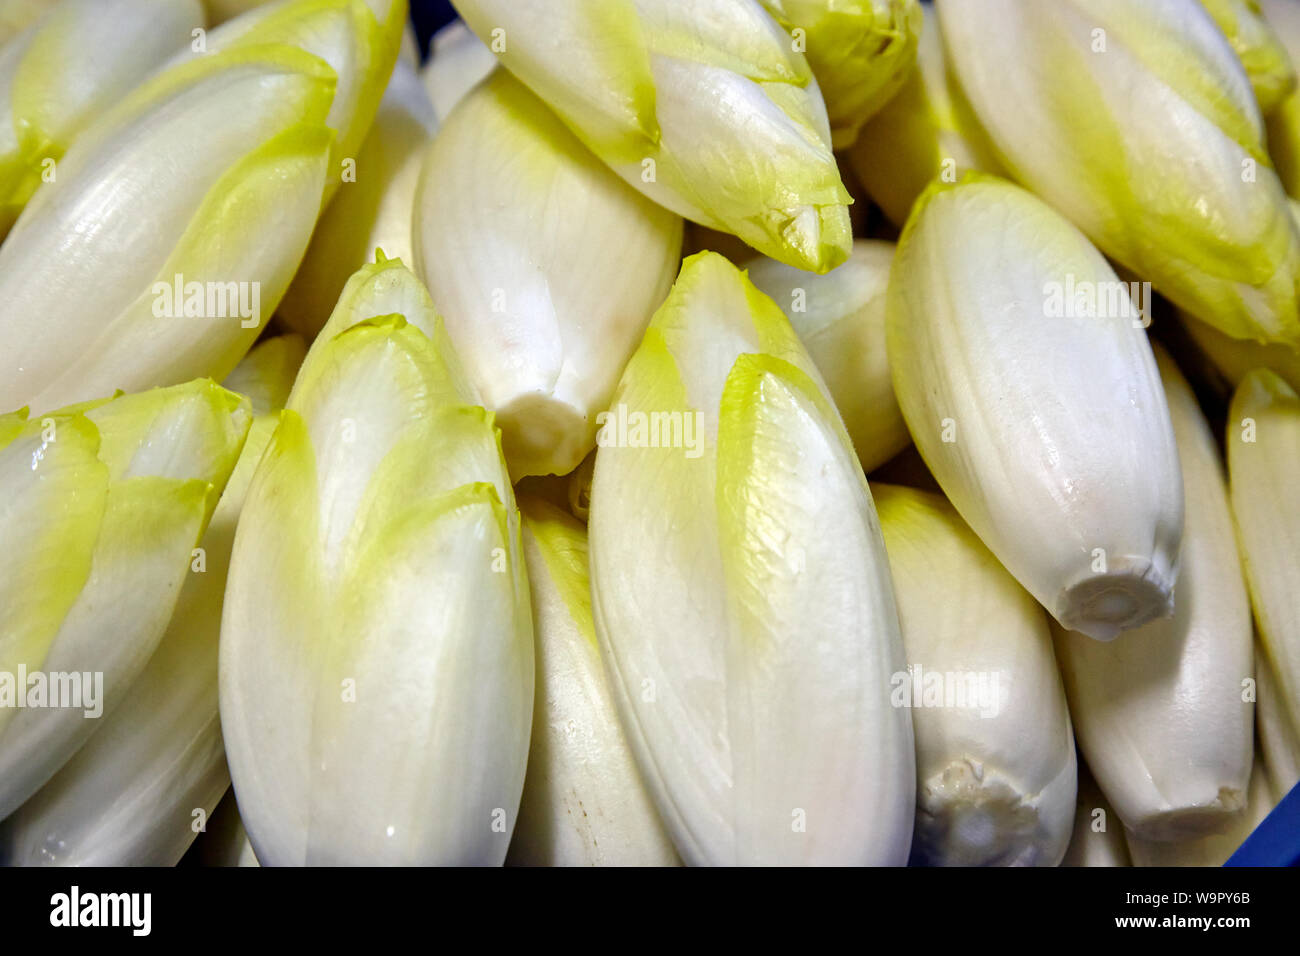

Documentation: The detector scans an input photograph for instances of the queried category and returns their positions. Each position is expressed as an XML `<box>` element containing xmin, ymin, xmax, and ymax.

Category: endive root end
<box><xmin>1125</xmin><ymin>787</ymin><xmax>1249</xmax><ymax>843</ymax></box>
<box><xmin>1055</xmin><ymin>557</ymin><xmax>1175</xmax><ymax>641</ymax></box>
<box><xmin>498</xmin><ymin>393</ymin><xmax>590</xmax><ymax>481</ymax></box>
<box><xmin>911</xmin><ymin>760</ymin><xmax>1050</xmax><ymax>867</ymax></box>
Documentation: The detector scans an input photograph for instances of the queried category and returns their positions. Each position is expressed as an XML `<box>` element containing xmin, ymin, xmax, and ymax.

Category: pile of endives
<box><xmin>0</xmin><ymin>0</ymin><xmax>1297</xmax><ymax>868</ymax></box>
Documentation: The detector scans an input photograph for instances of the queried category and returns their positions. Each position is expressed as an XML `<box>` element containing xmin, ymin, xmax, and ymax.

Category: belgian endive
<box><xmin>508</xmin><ymin>494</ymin><xmax>678</xmax><ymax>866</ymax></box>
<box><xmin>1229</xmin><ymin>369</ymin><xmax>1300</xmax><ymax>753</ymax></box>
<box><xmin>850</xmin><ymin>2</ymin><xmax>1004</xmax><ymax>227</ymax></box>
<box><xmin>278</xmin><ymin>55</ymin><xmax>436</xmax><ymax>339</ymax></box>
<box><xmin>937</xmin><ymin>0</ymin><xmax>1300</xmax><ymax>346</ymax></box>
<box><xmin>220</xmin><ymin>256</ymin><xmax>534</xmax><ymax>866</ymax></box>
<box><xmin>451</xmin><ymin>0</ymin><xmax>852</xmax><ymax>273</ymax></box>
<box><xmin>888</xmin><ymin>176</ymin><xmax>1183</xmax><ymax>641</ymax></box>
<box><xmin>588</xmin><ymin>251</ymin><xmax>915</xmax><ymax>866</ymax></box>
<box><xmin>0</xmin><ymin>0</ymin><xmax>404</xmax><ymax>413</ymax></box>
<box><xmin>414</xmin><ymin>69</ymin><xmax>682</xmax><ymax>479</ymax></box>
<box><xmin>0</xmin><ymin>0</ymin><xmax>202</xmax><ymax>236</ymax></box>
<box><xmin>1053</xmin><ymin>348</ymin><xmax>1254</xmax><ymax>841</ymax></box>
<box><xmin>744</xmin><ymin>240</ymin><xmax>909</xmax><ymax>472</ymax></box>
<box><xmin>873</xmin><ymin>484</ymin><xmax>1076</xmax><ymax>867</ymax></box>
<box><xmin>1200</xmin><ymin>0</ymin><xmax>1295</xmax><ymax>114</ymax></box>
<box><xmin>756</xmin><ymin>0</ymin><xmax>921</xmax><ymax>148</ymax></box>
<box><xmin>0</xmin><ymin>336</ymin><xmax>302</xmax><ymax>865</ymax></box>
<box><xmin>0</xmin><ymin>379</ymin><xmax>251</xmax><ymax>823</ymax></box>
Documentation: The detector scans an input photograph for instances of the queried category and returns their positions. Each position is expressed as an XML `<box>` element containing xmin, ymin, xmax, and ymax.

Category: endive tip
<box><xmin>1237</xmin><ymin>365</ymin><xmax>1299</xmax><ymax>406</ymax></box>
<box><xmin>783</xmin><ymin>203</ymin><xmax>853</xmax><ymax>274</ymax></box>
<box><xmin>902</xmin><ymin>169</ymin><xmax>1005</xmax><ymax>230</ymax></box>
<box><xmin>332</xmin><ymin>311</ymin><xmax>409</xmax><ymax>340</ymax></box>
<box><xmin>1054</xmin><ymin>556</ymin><xmax>1177</xmax><ymax>642</ymax></box>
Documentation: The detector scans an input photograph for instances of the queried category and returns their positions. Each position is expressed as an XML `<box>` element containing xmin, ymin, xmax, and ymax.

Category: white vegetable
<box><xmin>873</xmin><ymin>483</ymin><xmax>1076</xmax><ymax>866</ymax></box>
<box><xmin>588</xmin><ymin>251</ymin><xmax>915</xmax><ymax>865</ymax></box>
<box><xmin>887</xmin><ymin>175</ymin><xmax>1183</xmax><ymax>640</ymax></box>
<box><xmin>1053</xmin><ymin>347</ymin><xmax>1254</xmax><ymax>840</ymax></box>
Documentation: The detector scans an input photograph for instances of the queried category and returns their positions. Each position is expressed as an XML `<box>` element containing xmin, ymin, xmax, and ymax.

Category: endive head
<box><xmin>0</xmin><ymin>379</ymin><xmax>250</xmax><ymax>819</ymax></box>
<box><xmin>414</xmin><ymin>68</ymin><xmax>683</xmax><ymax>480</ymax></box>
<box><xmin>1201</xmin><ymin>0</ymin><xmax>1296</xmax><ymax>114</ymax></box>
<box><xmin>0</xmin><ymin>42</ymin><xmax>337</xmax><ymax>412</ymax></box>
<box><xmin>588</xmin><ymin>251</ymin><xmax>915</xmax><ymax>865</ymax></box>
<box><xmin>0</xmin><ymin>0</ymin><xmax>203</xmax><ymax>236</ymax></box>
<box><xmin>758</xmin><ymin>0</ymin><xmax>922</xmax><ymax>148</ymax></box>
<box><xmin>0</xmin><ymin>335</ymin><xmax>302</xmax><ymax>867</ymax></box>
<box><xmin>938</xmin><ymin>0</ymin><xmax>1300</xmax><ymax>346</ymax></box>
<box><xmin>452</xmin><ymin>0</ymin><xmax>852</xmax><ymax>273</ymax></box>
<box><xmin>888</xmin><ymin>174</ymin><xmax>1183</xmax><ymax>640</ymax></box>
<box><xmin>872</xmin><ymin>483</ymin><xmax>1076</xmax><ymax>867</ymax></box>
<box><xmin>221</xmin><ymin>256</ymin><xmax>533</xmax><ymax>865</ymax></box>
